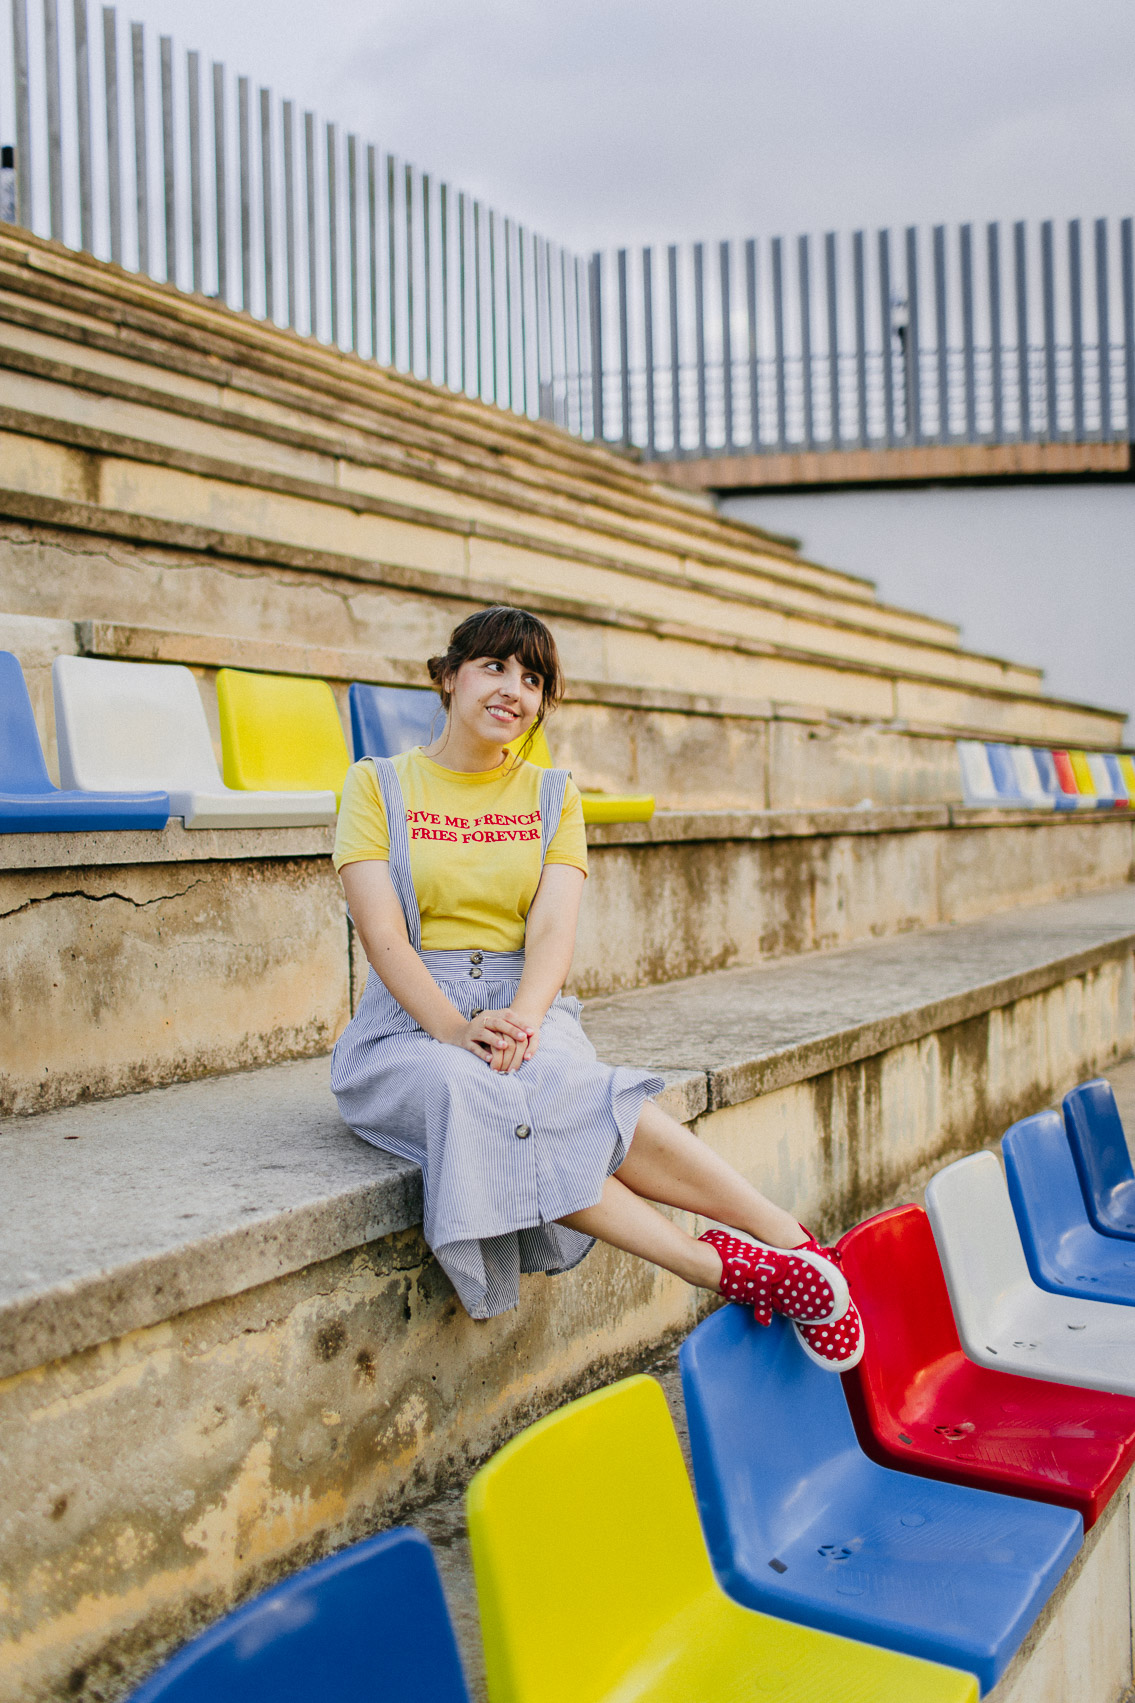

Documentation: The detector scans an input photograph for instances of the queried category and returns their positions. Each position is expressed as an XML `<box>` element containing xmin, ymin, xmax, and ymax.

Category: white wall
<box><xmin>721</xmin><ymin>482</ymin><xmax>1134</xmax><ymax>738</ymax></box>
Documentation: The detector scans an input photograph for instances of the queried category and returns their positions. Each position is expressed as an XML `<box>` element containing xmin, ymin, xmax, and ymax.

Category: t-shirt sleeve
<box><xmin>332</xmin><ymin>760</ymin><xmax>390</xmax><ymax>871</ymax></box>
<box><xmin>544</xmin><ymin>775</ymin><xmax>588</xmax><ymax>876</ymax></box>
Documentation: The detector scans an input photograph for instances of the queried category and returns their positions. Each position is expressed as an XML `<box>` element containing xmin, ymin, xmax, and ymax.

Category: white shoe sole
<box><xmin>793</xmin><ymin>1318</ymin><xmax>866</xmax><ymax>1372</ymax></box>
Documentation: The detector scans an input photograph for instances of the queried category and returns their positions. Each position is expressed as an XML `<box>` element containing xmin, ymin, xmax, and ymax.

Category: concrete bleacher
<box><xmin>1</xmin><ymin>230</ymin><xmax>1134</xmax><ymax>1702</ymax></box>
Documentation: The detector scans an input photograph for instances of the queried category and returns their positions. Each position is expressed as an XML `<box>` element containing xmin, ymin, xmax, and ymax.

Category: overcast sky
<box><xmin>67</xmin><ymin>0</ymin><xmax>1135</xmax><ymax>251</ymax></box>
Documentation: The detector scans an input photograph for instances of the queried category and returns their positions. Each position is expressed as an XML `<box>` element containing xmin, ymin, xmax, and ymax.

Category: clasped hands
<box><xmin>453</xmin><ymin>1005</ymin><xmax>539</xmax><ymax>1072</ymax></box>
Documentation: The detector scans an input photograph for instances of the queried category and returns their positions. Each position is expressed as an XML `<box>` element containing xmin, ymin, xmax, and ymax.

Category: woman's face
<box><xmin>450</xmin><ymin>653</ymin><xmax>544</xmax><ymax>748</ymax></box>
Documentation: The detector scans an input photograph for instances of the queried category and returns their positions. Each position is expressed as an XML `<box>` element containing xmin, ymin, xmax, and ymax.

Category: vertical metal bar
<box><xmin>1095</xmin><ymin>218</ymin><xmax>1111</xmax><ymax>437</ymax></box>
<box><xmin>1041</xmin><ymin>219</ymin><xmax>1057</xmax><ymax>437</ymax></box>
<box><xmin>642</xmin><ymin>246</ymin><xmax>655</xmax><ymax>454</ymax></box>
<box><xmin>260</xmin><ymin>89</ymin><xmax>275</xmax><ymax>322</ymax></box>
<box><xmin>720</xmin><ymin>240</ymin><xmax>734</xmax><ymax>451</ymax></box>
<box><xmin>304</xmin><ymin>111</ymin><xmax>317</xmax><ymax>335</ymax></box>
<box><xmin>543</xmin><ymin>236</ymin><xmax>556</xmax><ymax>421</ymax></box>
<box><xmin>131</xmin><ymin>21</ymin><xmax>148</xmax><ymax>273</ymax></box>
<box><xmin>422</xmin><ymin>173</ymin><xmax>431</xmax><ymax>381</ymax></box>
<box><xmin>347</xmin><ymin>133</ymin><xmax>358</xmax><ymax>351</ymax></box>
<box><xmin>960</xmin><ymin>223</ymin><xmax>976</xmax><ymax>440</ymax></box>
<box><xmin>798</xmin><ymin>234</ymin><xmax>814</xmax><ymax>448</ymax></box>
<box><xmin>73</xmin><ymin>0</ymin><xmax>93</xmax><ymax>251</ymax></box>
<box><xmin>488</xmin><ymin>206</ymin><xmax>497</xmax><ymax>400</ymax></box>
<box><xmin>904</xmin><ymin>225</ymin><xmax>922</xmax><ymax>442</ymax></box>
<box><xmin>440</xmin><ymin>182</ymin><xmax>450</xmax><ymax>386</ymax></box>
<box><xmin>987</xmin><ymin>222</ymin><xmax>1003</xmax><ymax>440</ymax></box>
<box><xmin>366</xmin><ymin>143</ymin><xmax>377</xmax><ymax>358</ymax></box>
<box><xmin>44</xmin><ymin>0</ymin><xmax>64</xmax><ymax>241</ymax></box>
<box><xmin>385</xmin><ymin>154</ymin><xmax>396</xmax><ymax>363</ymax></box>
<box><xmin>588</xmin><ymin>250</ymin><xmax>603</xmax><ymax>440</ymax></box>
<box><xmin>667</xmin><ymin>243</ymin><xmax>681</xmax><ymax>452</ymax></box>
<box><xmin>745</xmin><ymin>237</ymin><xmax>760</xmax><ymax>449</ymax></box>
<box><xmin>824</xmin><ymin>230</ymin><xmax>839</xmax><ymax>444</ymax></box>
<box><xmin>212</xmin><ymin>63</ymin><xmax>226</xmax><ymax>301</ymax></box>
<box><xmin>693</xmin><ymin>241</ymin><xmax>707</xmax><ymax>452</ymax></box>
<box><xmin>1014</xmin><ymin>220</ymin><xmax>1029</xmax><ymax>437</ymax></box>
<box><xmin>560</xmin><ymin>247</ymin><xmax>572</xmax><ymax>431</ymax></box>
<box><xmin>237</xmin><ymin>78</ymin><xmax>251</xmax><ymax>310</ymax></box>
<box><xmin>457</xmin><ymin>189</ymin><xmax>466</xmax><ymax>390</ymax></box>
<box><xmin>517</xmin><ymin>223</ymin><xmax>528</xmax><ymax>414</ymax></box>
<box><xmin>13</xmin><ymin>0</ymin><xmax>33</xmax><ymax>228</ymax></box>
<box><xmin>877</xmin><ymin>229</ymin><xmax>894</xmax><ymax>445</ymax></box>
<box><xmin>159</xmin><ymin>35</ymin><xmax>175</xmax><ymax>283</ymax></box>
<box><xmin>404</xmin><ymin>162</ymin><xmax>414</xmax><ymax>374</ymax></box>
<box><xmin>617</xmin><ymin>247</ymin><xmax>631</xmax><ymax>443</ymax></box>
<box><xmin>932</xmin><ymin>224</ymin><xmax>948</xmax><ymax>438</ymax></box>
<box><xmin>504</xmin><ymin>218</ymin><xmax>514</xmax><ymax>408</ymax></box>
<box><xmin>536</xmin><ymin>236</ymin><xmax>548</xmax><ymax>417</ymax></box>
<box><xmin>1122</xmin><ymin>218</ymin><xmax>1135</xmax><ymax>439</ymax></box>
<box><xmin>852</xmin><ymin>229</ymin><xmax>867</xmax><ymax>444</ymax></box>
<box><xmin>326</xmin><ymin>123</ymin><xmax>338</xmax><ymax>345</ymax></box>
<box><xmin>188</xmin><ymin>52</ymin><xmax>202</xmax><ymax>292</ymax></box>
<box><xmin>282</xmin><ymin>99</ymin><xmax>296</xmax><ymax>326</ymax></box>
<box><xmin>473</xmin><ymin>198</ymin><xmax>482</xmax><ymax>397</ymax></box>
<box><xmin>1068</xmin><ymin>218</ymin><xmax>1084</xmax><ymax>438</ymax></box>
<box><xmin>771</xmin><ymin>235</ymin><xmax>786</xmax><ymax>449</ymax></box>
<box><xmin>574</xmin><ymin>253</ymin><xmax>586</xmax><ymax>434</ymax></box>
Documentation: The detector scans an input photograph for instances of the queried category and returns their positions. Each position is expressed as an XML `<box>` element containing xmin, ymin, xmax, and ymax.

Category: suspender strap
<box><xmin>538</xmin><ymin>767</ymin><xmax>569</xmax><ymax>864</ymax></box>
<box><xmin>368</xmin><ymin>756</ymin><xmax>423</xmax><ymax>951</ymax></box>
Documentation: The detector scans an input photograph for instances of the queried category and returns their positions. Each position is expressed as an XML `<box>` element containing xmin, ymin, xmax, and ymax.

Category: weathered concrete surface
<box><xmin>1</xmin><ymin>893</ymin><xmax>1132</xmax><ymax>1702</ymax></box>
<box><xmin>0</xmin><ymin>857</ymin><xmax>349</xmax><ymax>1116</ymax></box>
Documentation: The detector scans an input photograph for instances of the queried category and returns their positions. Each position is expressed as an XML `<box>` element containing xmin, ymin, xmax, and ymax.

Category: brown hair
<box><xmin>427</xmin><ymin>606</ymin><xmax>564</xmax><ymax>752</ymax></box>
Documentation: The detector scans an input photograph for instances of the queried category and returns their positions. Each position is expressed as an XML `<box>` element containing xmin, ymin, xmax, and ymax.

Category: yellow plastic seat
<box><xmin>217</xmin><ymin>669</ymin><xmax>351</xmax><ymax>803</ymax></box>
<box><xmin>505</xmin><ymin>726</ymin><xmax>655</xmax><ymax>825</ymax></box>
<box><xmin>1067</xmin><ymin>750</ymin><xmax>1097</xmax><ymax>798</ymax></box>
<box><xmin>466</xmin><ymin>1375</ymin><xmax>976</xmax><ymax>1703</ymax></box>
<box><xmin>1120</xmin><ymin>754</ymin><xmax>1135</xmax><ymax>800</ymax></box>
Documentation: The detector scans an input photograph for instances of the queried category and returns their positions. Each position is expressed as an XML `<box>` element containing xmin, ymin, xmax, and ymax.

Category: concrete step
<box><xmin>2</xmin><ymin>887</ymin><xmax>1133</xmax><ymax>1703</ymax></box>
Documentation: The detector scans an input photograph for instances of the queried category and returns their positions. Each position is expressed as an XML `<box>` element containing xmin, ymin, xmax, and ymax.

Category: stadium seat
<box><xmin>1032</xmin><ymin>748</ymin><xmax>1081</xmax><ymax>810</ymax></box>
<box><xmin>466</xmin><ymin>1373</ymin><xmax>976</xmax><ymax>1703</ymax></box>
<box><xmin>1050</xmin><ymin>750</ymin><xmax>1096</xmax><ymax>808</ymax></box>
<box><xmin>1118</xmin><ymin>753</ymin><xmax>1135</xmax><ymax>801</ymax></box>
<box><xmin>53</xmin><ymin>657</ymin><xmax>336</xmax><ymax>828</ymax></box>
<box><xmin>1006</xmin><ymin>745</ymin><xmax>1051</xmax><ymax>806</ymax></box>
<box><xmin>127</xmin><ymin>1526</ymin><xmax>470</xmax><ymax>1700</ymax></box>
<box><xmin>1083</xmin><ymin>752</ymin><xmax>1123</xmax><ymax>806</ymax></box>
<box><xmin>0</xmin><ymin>650</ymin><xmax>169</xmax><ymax>832</ymax></box>
<box><xmin>838</xmin><ymin>1205</ymin><xmax>1135</xmax><ymax>1527</ymax></box>
<box><xmin>679</xmin><ymin>1307</ymin><xmax>1079</xmax><ymax>1692</ymax></box>
<box><xmin>1102</xmin><ymin>754</ymin><xmax>1131</xmax><ymax>805</ymax></box>
<box><xmin>1063</xmin><ymin>1079</ymin><xmax>1135</xmax><ymax>1240</ymax></box>
<box><xmin>984</xmin><ymin>743</ymin><xmax>1025</xmax><ymax>804</ymax></box>
<box><xmin>216</xmin><ymin>669</ymin><xmax>351</xmax><ymax>804</ymax></box>
<box><xmin>925</xmin><ymin>1151</ymin><xmax>1135</xmax><ymax>1395</ymax></box>
<box><xmin>1003</xmin><ymin>1109</ymin><xmax>1135</xmax><ymax>1305</ymax></box>
<box><xmin>956</xmin><ymin>740</ymin><xmax>1001</xmax><ymax>807</ymax></box>
<box><xmin>348</xmin><ymin>680</ymin><xmax>654</xmax><ymax>822</ymax></box>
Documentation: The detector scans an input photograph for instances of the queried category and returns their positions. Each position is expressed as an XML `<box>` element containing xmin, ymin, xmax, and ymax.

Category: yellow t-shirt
<box><xmin>333</xmin><ymin>749</ymin><xmax>588</xmax><ymax>952</ymax></box>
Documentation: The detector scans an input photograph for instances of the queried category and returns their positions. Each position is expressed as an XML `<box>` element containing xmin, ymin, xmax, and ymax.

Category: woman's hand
<box><xmin>456</xmin><ymin>1007</ymin><xmax>534</xmax><ymax>1072</ymax></box>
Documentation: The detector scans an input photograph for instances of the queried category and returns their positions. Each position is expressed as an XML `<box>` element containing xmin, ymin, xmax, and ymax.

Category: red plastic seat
<box><xmin>838</xmin><ymin>1205</ymin><xmax>1135</xmax><ymax>1528</ymax></box>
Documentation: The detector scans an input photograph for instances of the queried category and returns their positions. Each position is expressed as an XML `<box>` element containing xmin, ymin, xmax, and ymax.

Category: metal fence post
<box><xmin>771</xmin><ymin>235</ymin><xmax>786</xmax><ymax>449</ymax></box>
<box><xmin>421</xmin><ymin>171</ymin><xmax>431</xmax><ymax>380</ymax></box>
<box><xmin>932</xmin><ymin>224</ymin><xmax>948</xmax><ymax>439</ymax></box>
<box><xmin>440</xmin><ymin>181</ymin><xmax>449</xmax><ymax>386</ymax></box>
<box><xmin>987</xmin><ymin>222</ymin><xmax>1003</xmax><ymax>440</ymax></box>
<box><xmin>13</xmin><ymin>0</ymin><xmax>33</xmax><ymax>227</ymax></box>
<box><xmin>131</xmin><ymin>22</ymin><xmax>148</xmax><ymax>274</ymax></box>
<box><xmin>213</xmin><ymin>64</ymin><xmax>227</xmax><ymax>302</ymax></box>
<box><xmin>188</xmin><ymin>52</ymin><xmax>202</xmax><ymax>292</ymax></box>
<box><xmin>720</xmin><ymin>239</ymin><xmax>734</xmax><ymax>451</ymax></box>
<box><xmin>327</xmin><ymin>123</ymin><xmax>338</xmax><ymax>344</ymax></box>
<box><xmin>877</xmin><ymin>228</ymin><xmax>894</xmax><ymax>445</ymax></box>
<box><xmin>503</xmin><ymin>216</ymin><xmax>513</xmax><ymax>408</ymax></box>
<box><xmin>44</xmin><ymin>0</ymin><xmax>64</xmax><ymax>241</ymax></box>
<box><xmin>385</xmin><ymin>154</ymin><xmax>396</xmax><ymax>363</ymax></box>
<box><xmin>1014</xmin><ymin>220</ymin><xmax>1029</xmax><ymax>437</ymax></box>
<box><xmin>852</xmin><ymin>229</ymin><xmax>867</xmax><ymax>445</ymax></box>
<box><xmin>1095</xmin><ymin>217</ymin><xmax>1110</xmax><ymax>437</ymax></box>
<box><xmin>1068</xmin><ymin>218</ymin><xmax>1084</xmax><ymax>438</ymax></box>
<box><xmin>824</xmin><ymin>230</ymin><xmax>839</xmax><ymax>445</ymax></box>
<box><xmin>588</xmin><ymin>250</ymin><xmax>603</xmax><ymax>441</ymax></box>
<box><xmin>305</xmin><ymin>112</ymin><xmax>318</xmax><ymax>335</ymax></box>
<box><xmin>159</xmin><ymin>36</ymin><xmax>176</xmax><ymax>283</ymax></box>
<box><xmin>473</xmin><ymin>198</ymin><xmax>482</xmax><ymax>397</ymax></box>
<box><xmin>366</xmin><ymin>144</ymin><xmax>378</xmax><ymax>359</ymax></box>
<box><xmin>488</xmin><ymin>207</ymin><xmax>497</xmax><ymax>400</ymax></box>
<box><xmin>960</xmin><ymin>223</ymin><xmax>976</xmax><ymax>441</ymax></box>
<box><xmin>74</xmin><ymin>0</ymin><xmax>93</xmax><ymax>251</ymax></box>
<box><xmin>744</xmin><ymin>236</ymin><xmax>759</xmax><ymax>450</ymax></box>
<box><xmin>667</xmin><ymin>243</ymin><xmax>680</xmax><ymax>452</ymax></box>
<box><xmin>1121</xmin><ymin>218</ymin><xmax>1134</xmax><ymax>439</ymax></box>
<box><xmin>642</xmin><ymin>245</ymin><xmax>655</xmax><ymax>454</ymax></box>
<box><xmin>405</xmin><ymin>161</ymin><xmax>415</xmax><ymax>372</ymax></box>
<box><xmin>1041</xmin><ymin>219</ymin><xmax>1057</xmax><ymax>437</ymax></box>
<box><xmin>798</xmin><ymin>233</ymin><xmax>814</xmax><ymax>449</ymax></box>
<box><xmin>457</xmin><ymin>189</ymin><xmax>466</xmax><ymax>390</ymax></box>
<box><xmin>238</xmin><ymin>77</ymin><xmax>252</xmax><ymax>311</ymax></box>
<box><xmin>260</xmin><ymin>89</ymin><xmax>275</xmax><ymax>324</ymax></box>
<box><xmin>282</xmin><ymin>99</ymin><xmax>296</xmax><ymax>326</ymax></box>
<box><xmin>904</xmin><ymin>226</ymin><xmax>922</xmax><ymax>443</ymax></box>
<box><xmin>617</xmin><ymin>246</ymin><xmax>631</xmax><ymax>443</ymax></box>
<box><xmin>347</xmin><ymin>134</ymin><xmax>358</xmax><ymax>351</ymax></box>
<box><xmin>693</xmin><ymin>241</ymin><xmax>707</xmax><ymax>452</ymax></box>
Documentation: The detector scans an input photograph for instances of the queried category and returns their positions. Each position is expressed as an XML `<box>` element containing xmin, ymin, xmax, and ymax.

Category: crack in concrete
<box><xmin>0</xmin><ymin>879</ymin><xmax>209</xmax><ymax>921</ymax></box>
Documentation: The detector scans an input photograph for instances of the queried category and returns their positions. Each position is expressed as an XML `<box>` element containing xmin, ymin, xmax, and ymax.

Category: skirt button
<box><xmin>470</xmin><ymin>966</ymin><xmax>483</xmax><ymax>979</ymax></box>
<box><xmin>470</xmin><ymin>1007</ymin><xmax>483</xmax><ymax>1018</ymax></box>
<box><xmin>515</xmin><ymin>1124</ymin><xmax>531</xmax><ymax>1139</ymax></box>
<box><xmin>470</xmin><ymin>950</ymin><xmax>484</xmax><ymax>963</ymax></box>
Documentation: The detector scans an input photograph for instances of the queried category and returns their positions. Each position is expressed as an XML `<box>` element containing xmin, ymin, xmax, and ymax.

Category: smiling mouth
<box><xmin>487</xmin><ymin>705</ymin><xmax>520</xmax><ymax>721</ymax></box>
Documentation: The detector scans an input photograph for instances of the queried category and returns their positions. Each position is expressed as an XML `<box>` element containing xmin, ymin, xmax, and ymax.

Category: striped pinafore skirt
<box><xmin>330</xmin><ymin>757</ymin><xmax>664</xmax><ymax>1320</ymax></box>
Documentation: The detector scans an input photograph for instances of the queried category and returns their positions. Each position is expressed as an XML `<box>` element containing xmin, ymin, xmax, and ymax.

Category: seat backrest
<box><xmin>54</xmin><ymin>657</ymin><xmax>222</xmax><ymax>792</ymax></box>
<box><xmin>1119</xmin><ymin>754</ymin><xmax>1135</xmax><ymax>800</ymax></box>
<box><xmin>1067</xmin><ymin>750</ymin><xmax>1097</xmax><ymax>797</ymax></box>
<box><xmin>0</xmin><ymin>650</ymin><xmax>54</xmax><ymax>794</ymax></box>
<box><xmin>1002</xmin><ymin>1109</ymin><xmax>1090</xmax><ymax>1276</ymax></box>
<box><xmin>680</xmin><ymin>1307</ymin><xmax>865</xmax><ymax>1572</ymax></box>
<box><xmin>504</xmin><ymin>721</ymin><xmax>553</xmax><ymax>768</ymax></box>
<box><xmin>1033</xmin><ymin>748</ymin><xmax>1071</xmax><ymax>800</ymax></box>
<box><xmin>1010</xmin><ymin>746</ymin><xmax>1048</xmax><ymax>802</ymax></box>
<box><xmin>925</xmin><ymin>1152</ymin><xmax>1033</xmax><ymax>1328</ymax></box>
<box><xmin>466</xmin><ymin>1375</ymin><xmax>715</xmax><ymax>1703</ymax></box>
<box><xmin>985</xmin><ymin>743</ymin><xmax>1023</xmax><ymax>800</ymax></box>
<box><xmin>1063</xmin><ymin>1079</ymin><xmax>1135</xmax><ymax>1221</ymax></box>
<box><xmin>837</xmin><ymin>1205</ymin><xmax>963</xmax><ymax>1405</ymax></box>
<box><xmin>216</xmin><ymin>669</ymin><xmax>350</xmax><ymax>798</ymax></box>
<box><xmin>1051</xmin><ymin>750</ymin><xmax>1085</xmax><ymax>797</ymax></box>
<box><xmin>348</xmin><ymin>683</ymin><xmax>444</xmax><ymax>759</ymax></box>
<box><xmin>1103</xmin><ymin>754</ymin><xmax>1131</xmax><ymax>803</ymax></box>
<box><xmin>1085</xmin><ymin>753</ymin><xmax>1117</xmax><ymax>801</ymax></box>
<box><xmin>129</xmin><ymin>1527</ymin><xmax>469</xmax><ymax>1702</ymax></box>
<box><xmin>956</xmin><ymin>740</ymin><xmax>998</xmax><ymax>804</ymax></box>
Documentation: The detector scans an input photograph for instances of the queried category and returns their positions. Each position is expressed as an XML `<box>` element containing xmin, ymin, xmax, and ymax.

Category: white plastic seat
<box><xmin>53</xmin><ymin>657</ymin><xmax>337</xmax><ymax>828</ymax></box>
<box><xmin>955</xmin><ymin>741</ymin><xmax>1000</xmax><ymax>806</ymax></box>
<box><xmin>925</xmin><ymin>1151</ymin><xmax>1135</xmax><ymax>1397</ymax></box>
<box><xmin>1084</xmin><ymin>753</ymin><xmax>1119</xmax><ymax>804</ymax></box>
<box><xmin>1008</xmin><ymin>746</ymin><xmax>1051</xmax><ymax>807</ymax></box>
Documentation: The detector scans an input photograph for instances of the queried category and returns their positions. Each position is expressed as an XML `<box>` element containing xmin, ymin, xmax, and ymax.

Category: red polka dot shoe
<box><xmin>698</xmin><ymin>1228</ymin><xmax>850</xmax><ymax>1329</ymax></box>
<box><xmin>793</xmin><ymin>1297</ymin><xmax>866</xmax><ymax>1371</ymax></box>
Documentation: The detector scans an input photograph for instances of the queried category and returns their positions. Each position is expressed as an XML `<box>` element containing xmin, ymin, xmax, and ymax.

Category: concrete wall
<box><xmin>1</xmin><ymin>944</ymin><xmax>1129</xmax><ymax>1703</ymax></box>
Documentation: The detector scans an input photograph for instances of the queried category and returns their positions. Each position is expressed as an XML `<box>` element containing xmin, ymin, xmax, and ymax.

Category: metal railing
<box><xmin>3</xmin><ymin>0</ymin><xmax>1133</xmax><ymax>462</ymax></box>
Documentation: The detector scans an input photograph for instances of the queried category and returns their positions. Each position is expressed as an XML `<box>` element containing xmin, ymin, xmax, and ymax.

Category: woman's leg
<box><xmin>613</xmin><ymin>1097</ymin><xmax>807</xmax><ymax>1247</ymax></box>
<box><xmin>558</xmin><ymin>1174</ymin><xmax>724</xmax><ymax>1290</ymax></box>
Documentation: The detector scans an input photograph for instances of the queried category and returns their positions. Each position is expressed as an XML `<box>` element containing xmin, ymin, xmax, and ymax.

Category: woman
<box><xmin>331</xmin><ymin>605</ymin><xmax>862</xmax><ymax>1367</ymax></box>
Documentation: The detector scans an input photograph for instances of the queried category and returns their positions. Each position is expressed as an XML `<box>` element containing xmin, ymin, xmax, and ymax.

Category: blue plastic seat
<box><xmin>1004</xmin><ymin>1109</ymin><xmax>1135</xmax><ymax>1305</ymax></box>
<box><xmin>349</xmin><ymin>683</ymin><xmax>443</xmax><ymax>759</ymax></box>
<box><xmin>679</xmin><ymin>1307</ymin><xmax>1081</xmax><ymax>1694</ymax></box>
<box><xmin>0</xmin><ymin>650</ymin><xmax>169</xmax><ymax>832</ymax></box>
<box><xmin>984</xmin><ymin>744</ymin><xmax>1024</xmax><ymax>803</ymax></box>
<box><xmin>1031</xmin><ymin>749</ymin><xmax>1080</xmax><ymax>810</ymax></box>
<box><xmin>1064</xmin><ymin>1079</ymin><xmax>1135</xmax><ymax>1240</ymax></box>
<box><xmin>128</xmin><ymin>1526</ymin><xmax>470</xmax><ymax>1701</ymax></box>
<box><xmin>1102</xmin><ymin>753</ymin><xmax>1131</xmax><ymax>806</ymax></box>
